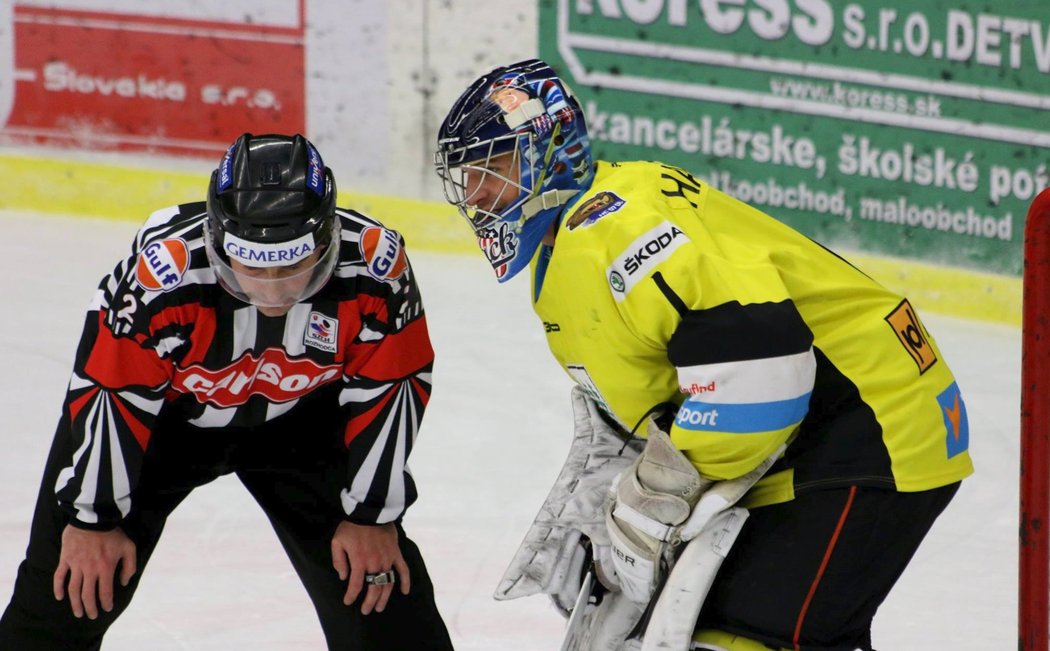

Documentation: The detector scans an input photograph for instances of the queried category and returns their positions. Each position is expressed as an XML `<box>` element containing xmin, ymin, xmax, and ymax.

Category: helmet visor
<box><xmin>204</xmin><ymin>218</ymin><xmax>341</xmax><ymax>308</ymax></box>
<box><xmin>435</xmin><ymin>133</ymin><xmax>536</xmax><ymax>233</ymax></box>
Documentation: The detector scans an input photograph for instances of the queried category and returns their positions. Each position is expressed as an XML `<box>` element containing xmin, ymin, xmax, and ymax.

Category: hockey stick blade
<box><xmin>559</xmin><ymin>570</ymin><xmax>596</xmax><ymax>651</ymax></box>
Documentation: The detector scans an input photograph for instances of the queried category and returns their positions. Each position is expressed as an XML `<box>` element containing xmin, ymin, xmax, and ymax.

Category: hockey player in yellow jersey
<box><xmin>435</xmin><ymin>59</ymin><xmax>971</xmax><ymax>651</ymax></box>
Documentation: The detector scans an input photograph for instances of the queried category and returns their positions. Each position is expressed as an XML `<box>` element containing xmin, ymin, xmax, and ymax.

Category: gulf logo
<box><xmin>360</xmin><ymin>227</ymin><xmax>407</xmax><ymax>280</ymax></box>
<box><xmin>136</xmin><ymin>238</ymin><xmax>190</xmax><ymax>292</ymax></box>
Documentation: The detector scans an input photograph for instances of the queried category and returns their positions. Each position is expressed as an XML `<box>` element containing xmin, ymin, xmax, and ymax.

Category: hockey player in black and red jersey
<box><xmin>0</xmin><ymin>133</ymin><xmax>454</xmax><ymax>650</ymax></box>
<box><xmin>434</xmin><ymin>60</ymin><xmax>972</xmax><ymax>650</ymax></box>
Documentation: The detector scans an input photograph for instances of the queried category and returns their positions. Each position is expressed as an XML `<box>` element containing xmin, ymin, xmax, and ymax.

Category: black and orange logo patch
<box><xmin>885</xmin><ymin>299</ymin><xmax>937</xmax><ymax>373</ymax></box>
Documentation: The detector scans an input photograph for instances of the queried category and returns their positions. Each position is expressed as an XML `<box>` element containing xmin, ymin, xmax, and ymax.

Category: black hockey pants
<box><xmin>0</xmin><ymin>398</ymin><xmax>454</xmax><ymax>651</ymax></box>
<box><xmin>696</xmin><ymin>482</ymin><xmax>960</xmax><ymax>651</ymax></box>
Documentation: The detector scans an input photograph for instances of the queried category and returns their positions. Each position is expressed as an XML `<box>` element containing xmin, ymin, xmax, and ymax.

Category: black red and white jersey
<box><xmin>55</xmin><ymin>202</ymin><xmax>434</xmax><ymax>529</ymax></box>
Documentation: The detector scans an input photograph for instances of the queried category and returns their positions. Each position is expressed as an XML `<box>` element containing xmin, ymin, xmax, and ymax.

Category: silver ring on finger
<box><xmin>364</xmin><ymin>570</ymin><xmax>395</xmax><ymax>586</ymax></box>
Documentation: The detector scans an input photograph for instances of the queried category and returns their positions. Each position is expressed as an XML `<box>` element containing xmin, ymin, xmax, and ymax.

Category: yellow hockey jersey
<box><xmin>530</xmin><ymin>161</ymin><xmax>973</xmax><ymax>507</ymax></box>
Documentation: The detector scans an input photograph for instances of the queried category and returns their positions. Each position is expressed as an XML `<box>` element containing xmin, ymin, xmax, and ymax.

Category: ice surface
<box><xmin>0</xmin><ymin>211</ymin><xmax>1019</xmax><ymax>649</ymax></box>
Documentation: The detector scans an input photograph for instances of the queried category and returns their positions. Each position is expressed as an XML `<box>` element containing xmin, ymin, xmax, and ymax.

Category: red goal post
<box><xmin>1021</xmin><ymin>187</ymin><xmax>1050</xmax><ymax>651</ymax></box>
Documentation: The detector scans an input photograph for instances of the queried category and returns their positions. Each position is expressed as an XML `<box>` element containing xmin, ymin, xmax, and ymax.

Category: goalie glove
<box><xmin>605</xmin><ymin>420</ymin><xmax>712</xmax><ymax>604</ymax></box>
<box><xmin>605</xmin><ymin>419</ymin><xmax>785</xmax><ymax>605</ymax></box>
<box><xmin>678</xmin><ymin>440</ymin><xmax>783</xmax><ymax>543</ymax></box>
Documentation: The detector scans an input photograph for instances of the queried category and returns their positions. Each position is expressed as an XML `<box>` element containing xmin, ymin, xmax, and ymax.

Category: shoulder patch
<box><xmin>136</xmin><ymin>238</ymin><xmax>190</xmax><ymax>292</ymax></box>
<box><xmin>607</xmin><ymin>221</ymin><xmax>688</xmax><ymax>300</ymax></box>
<box><xmin>566</xmin><ymin>191</ymin><xmax>626</xmax><ymax>230</ymax></box>
<box><xmin>885</xmin><ymin>298</ymin><xmax>938</xmax><ymax>373</ymax></box>
<box><xmin>360</xmin><ymin>227</ymin><xmax>407</xmax><ymax>281</ymax></box>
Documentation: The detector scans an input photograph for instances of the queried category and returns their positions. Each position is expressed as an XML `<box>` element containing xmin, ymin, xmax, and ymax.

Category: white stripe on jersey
<box><xmin>59</xmin><ymin>397</ymin><xmax>103</xmax><ymax>524</ymax></box>
<box><xmin>118</xmin><ymin>388</ymin><xmax>166</xmax><ymax>414</ymax></box>
<box><xmin>188</xmin><ymin>404</ymin><xmax>238</xmax><ymax>428</ymax></box>
<box><xmin>266</xmin><ymin>398</ymin><xmax>299</xmax><ymax>420</ymax></box>
<box><xmin>338</xmin><ymin>383</ymin><xmax>391</xmax><ymax>406</ymax></box>
<box><xmin>333</xmin><ymin>265</ymin><xmax>369</xmax><ymax>280</ymax></box>
<box><xmin>676</xmin><ymin>349</ymin><xmax>816</xmax><ymax>405</ymax></box>
<box><xmin>156</xmin><ymin>334</ymin><xmax>187</xmax><ymax>358</ymax></box>
<box><xmin>137</xmin><ymin>206</ymin><xmax>183</xmax><ymax>244</ymax></box>
<box><xmin>55</xmin><ymin>446</ymin><xmax>93</xmax><ymax>521</ymax></box>
<box><xmin>358</xmin><ymin>325</ymin><xmax>384</xmax><ymax>342</ymax></box>
<box><xmin>281</xmin><ymin>303</ymin><xmax>314</xmax><ymax>355</ymax></box>
<box><xmin>106</xmin><ymin>400</ymin><xmax>132</xmax><ymax>518</ymax></box>
<box><xmin>232</xmin><ymin>307</ymin><xmax>259</xmax><ymax>356</ymax></box>
<box><xmin>180</xmin><ymin>267</ymin><xmax>215</xmax><ymax>286</ymax></box>
<box><xmin>377</xmin><ymin>385</ymin><xmax>414</xmax><ymax>522</ymax></box>
<box><xmin>78</xmin><ymin>400</ymin><xmax>107</xmax><ymax>523</ymax></box>
<box><xmin>88</xmin><ymin>288</ymin><xmax>106</xmax><ymax>311</ymax></box>
<box><xmin>69</xmin><ymin>372</ymin><xmax>95</xmax><ymax>392</ymax></box>
<box><xmin>340</xmin><ymin>383</ymin><xmax>411</xmax><ymax>523</ymax></box>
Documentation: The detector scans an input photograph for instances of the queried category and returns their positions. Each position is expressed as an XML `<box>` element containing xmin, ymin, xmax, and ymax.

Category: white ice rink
<box><xmin>0</xmin><ymin>211</ymin><xmax>1021</xmax><ymax>650</ymax></box>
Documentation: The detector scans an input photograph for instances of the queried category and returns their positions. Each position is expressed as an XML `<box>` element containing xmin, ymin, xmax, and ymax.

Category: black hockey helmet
<box><xmin>204</xmin><ymin>133</ymin><xmax>341</xmax><ymax>308</ymax></box>
<box><xmin>207</xmin><ymin>133</ymin><xmax>337</xmax><ymax>251</ymax></box>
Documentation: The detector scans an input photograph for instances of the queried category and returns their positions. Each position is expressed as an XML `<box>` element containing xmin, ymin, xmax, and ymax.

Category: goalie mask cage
<box><xmin>1021</xmin><ymin>187</ymin><xmax>1050</xmax><ymax>651</ymax></box>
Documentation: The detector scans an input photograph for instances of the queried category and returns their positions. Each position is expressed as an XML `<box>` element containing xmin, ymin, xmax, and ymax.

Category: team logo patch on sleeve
<box><xmin>566</xmin><ymin>191</ymin><xmax>626</xmax><ymax>230</ymax></box>
<box><xmin>135</xmin><ymin>238</ymin><xmax>190</xmax><ymax>292</ymax></box>
<box><xmin>360</xmin><ymin>227</ymin><xmax>408</xmax><ymax>280</ymax></box>
<box><xmin>305</xmin><ymin>311</ymin><xmax>338</xmax><ymax>353</ymax></box>
<box><xmin>937</xmin><ymin>381</ymin><xmax>969</xmax><ymax>458</ymax></box>
<box><xmin>885</xmin><ymin>299</ymin><xmax>938</xmax><ymax>373</ymax></box>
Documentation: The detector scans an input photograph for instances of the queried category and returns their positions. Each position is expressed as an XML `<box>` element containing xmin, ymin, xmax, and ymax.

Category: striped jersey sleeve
<box><xmin>54</xmin><ymin>205</ymin><xmax>198</xmax><ymax>529</ymax></box>
<box><xmin>335</xmin><ymin>216</ymin><xmax>434</xmax><ymax>524</ymax></box>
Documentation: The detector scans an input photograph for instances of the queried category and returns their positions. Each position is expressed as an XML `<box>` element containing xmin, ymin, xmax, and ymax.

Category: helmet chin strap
<box><xmin>520</xmin><ymin>188</ymin><xmax>579</xmax><ymax>222</ymax></box>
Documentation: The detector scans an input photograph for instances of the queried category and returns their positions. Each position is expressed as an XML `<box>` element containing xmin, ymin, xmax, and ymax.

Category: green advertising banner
<box><xmin>539</xmin><ymin>0</ymin><xmax>1050</xmax><ymax>276</ymax></box>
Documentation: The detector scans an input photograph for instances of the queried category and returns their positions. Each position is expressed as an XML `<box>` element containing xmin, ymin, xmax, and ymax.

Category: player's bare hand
<box><xmin>53</xmin><ymin>525</ymin><xmax>137</xmax><ymax>620</ymax></box>
<box><xmin>331</xmin><ymin>521</ymin><xmax>410</xmax><ymax>615</ymax></box>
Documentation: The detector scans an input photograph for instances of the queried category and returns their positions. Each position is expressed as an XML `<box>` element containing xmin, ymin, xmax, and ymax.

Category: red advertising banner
<box><xmin>1</xmin><ymin>2</ymin><xmax>306</xmax><ymax>157</ymax></box>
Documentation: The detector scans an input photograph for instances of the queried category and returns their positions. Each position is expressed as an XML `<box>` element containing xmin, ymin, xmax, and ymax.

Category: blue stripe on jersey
<box><xmin>674</xmin><ymin>393</ymin><xmax>812</xmax><ymax>433</ymax></box>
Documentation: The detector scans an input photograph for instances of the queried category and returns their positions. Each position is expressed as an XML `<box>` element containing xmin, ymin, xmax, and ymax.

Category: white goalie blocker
<box><xmin>496</xmin><ymin>387</ymin><xmax>782</xmax><ymax>651</ymax></box>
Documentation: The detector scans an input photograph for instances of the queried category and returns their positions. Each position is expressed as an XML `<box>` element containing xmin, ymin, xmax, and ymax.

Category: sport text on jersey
<box><xmin>172</xmin><ymin>349</ymin><xmax>342</xmax><ymax>408</ymax></box>
<box><xmin>224</xmin><ymin>231</ymin><xmax>316</xmax><ymax>268</ymax></box>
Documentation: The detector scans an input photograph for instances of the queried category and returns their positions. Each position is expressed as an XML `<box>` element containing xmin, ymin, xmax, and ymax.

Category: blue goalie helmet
<box><xmin>435</xmin><ymin>59</ymin><xmax>594</xmax><ymax>282</ymax></box>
